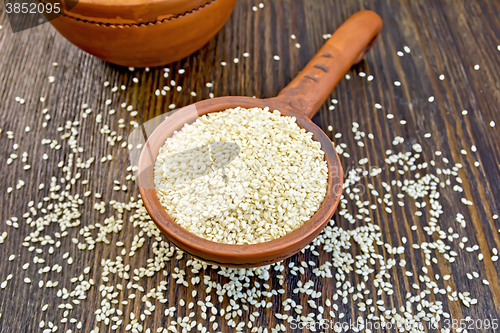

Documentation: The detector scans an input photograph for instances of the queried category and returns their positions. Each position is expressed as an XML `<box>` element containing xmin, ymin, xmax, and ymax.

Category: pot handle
<box><xmin>276</xmin><ymin>10</ymin><xmax>382</xmax><ymax>119</ymax></box>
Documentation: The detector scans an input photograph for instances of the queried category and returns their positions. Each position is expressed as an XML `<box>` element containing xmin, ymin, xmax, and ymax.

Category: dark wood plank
<box><xmin>0</xmin><ymin>0</ymin><xmax>499</xmax><ymax>332</ymax></box>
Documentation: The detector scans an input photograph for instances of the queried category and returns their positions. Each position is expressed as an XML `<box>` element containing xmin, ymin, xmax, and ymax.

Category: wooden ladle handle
<box><xmin>276</xmin><ymin>10</ymin><xmax>383</xmax><ymax>119</ymax></box>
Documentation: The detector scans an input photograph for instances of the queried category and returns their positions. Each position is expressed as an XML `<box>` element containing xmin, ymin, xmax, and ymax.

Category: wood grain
<box><xmin>0</xmin><ymin>0</ymin><xmax>499</xmax><ymax>332</ymax></box>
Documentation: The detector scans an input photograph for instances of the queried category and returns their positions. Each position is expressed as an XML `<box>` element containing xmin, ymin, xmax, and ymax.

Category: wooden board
<box><xmin>0</xmin><ymin>0</ymin><xmax>499</xmax><ymax>332</ymax></box>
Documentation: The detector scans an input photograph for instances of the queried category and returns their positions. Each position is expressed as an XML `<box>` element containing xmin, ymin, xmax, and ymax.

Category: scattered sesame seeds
<box><xmin>439</xmin><ymin>74</ymin><xmax>445</xmax><ymax>80</ymax></box>
<box><xmin>428</xmin><ymin>96</ymin><xmax>435</xmax><ymax>102</ymax></box>
<box><xmin>490</xmin><ymin>121</ymin><xmax>496</xmax><ymax>127</ymax></box>
<box><xmin>404</xmin><ymin>45</ymin><xmax>411</xmax><ymax>53</ymax></box>
<box><xmin>474</xmin><ymin>64</ymin><xmax>480</xmax><ymax>70</ymax></box>
<box><xmin>273</xmin><ymin>55</ymin><xmax>280</xmax><ymax>61</ymax></box>
<box><xmin>1</xmin><ymin>39</ymin><xmax>497</xmax><ymax>333</ymax></box>
<box><xmin>394</xmin><ymin>81</ymin><xmax>401</xmax><ymax>86</ymax></box>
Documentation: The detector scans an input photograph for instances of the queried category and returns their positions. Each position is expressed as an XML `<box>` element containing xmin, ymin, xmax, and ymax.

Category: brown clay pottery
<box><xmin>138</xmin><ymin>10</ymin><xmax>383</xmax><ymax>267</ymax></box>
<box><xmin>48</xmin><ymin>0</ymin><xmax>237</xmax><ymax>67</ymax></box>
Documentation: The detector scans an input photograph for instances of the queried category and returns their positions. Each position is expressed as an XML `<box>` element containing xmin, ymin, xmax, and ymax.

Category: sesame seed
<box><xmin>155</xmin><ymin>107</ymin><xmax>327</xmax><ymax>244</ymax></box>
<box><xmin>4</xmin><ymin>48</ymin><xmax>497</xmax><ymax>333</ymax></box>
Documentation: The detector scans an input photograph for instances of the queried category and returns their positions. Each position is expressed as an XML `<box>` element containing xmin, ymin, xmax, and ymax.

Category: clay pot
<box><xmin>48</xmin><ymin>0</ymin><xmax>237</xmax><ymax>67</ymax></box>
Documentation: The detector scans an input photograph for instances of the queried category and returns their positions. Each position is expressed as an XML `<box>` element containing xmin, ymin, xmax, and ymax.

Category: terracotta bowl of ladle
<box><xmin>138</xmin><ymin>10</ymin><xmax>383</xmax><ymax>267</ymax></box>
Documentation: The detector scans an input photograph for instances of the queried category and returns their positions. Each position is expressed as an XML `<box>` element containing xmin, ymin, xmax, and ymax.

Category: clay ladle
<box><xmin>138</xmin><ymin>10</ymin><xmax>383</xmax><ymax>267</ymax></box>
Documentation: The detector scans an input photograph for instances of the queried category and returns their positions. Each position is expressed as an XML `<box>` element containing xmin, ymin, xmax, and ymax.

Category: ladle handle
<box><xmin>276</xmin><ymin>10</ymin><xmax>382</xmax><ymax>119</ymax></box>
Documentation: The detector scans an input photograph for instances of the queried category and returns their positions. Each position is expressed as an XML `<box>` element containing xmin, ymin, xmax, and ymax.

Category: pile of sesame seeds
<box><xmin>153</xmin><ymin>107</ymin><xmax>328</xmax><ymax>244</ymax></box>
<box><xmin>0</xmin><ymin>34</ymin><xmax>498</xmax><ymax>333</ymax></box>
